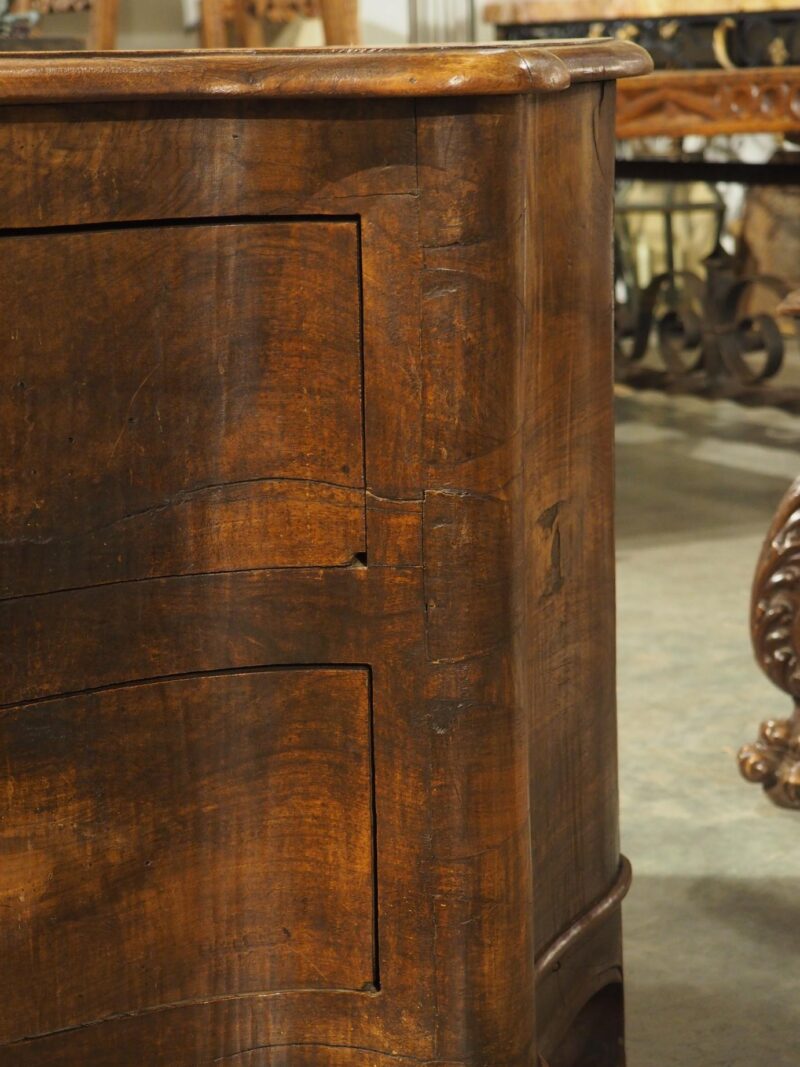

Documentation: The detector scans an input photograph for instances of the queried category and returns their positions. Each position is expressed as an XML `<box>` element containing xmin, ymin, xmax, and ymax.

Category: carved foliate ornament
<box><xmin>738</xmin><ymin>298</ymin><xmax>800</xmax><ymax>809</ymax></box>
<box><xmin>751</xmin><ymin>489</ymin><xmax>800</xmax><ymax>700</ymax></box>
<box><xmin>739</xmin><ymin>717</ymin><xmax>800</xmax><ymax>808</ymax></box>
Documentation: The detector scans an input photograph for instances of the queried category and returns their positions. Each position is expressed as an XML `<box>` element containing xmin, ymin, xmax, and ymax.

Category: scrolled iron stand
<box><xmin>615</xmin><ymin>240</ymin><xmax>793</xmax><ymax>395</ymax></box>
<box><xmin>601</xmin><ymin>9</ymin><xmax>800</xmax><ymax>402</ymax></box>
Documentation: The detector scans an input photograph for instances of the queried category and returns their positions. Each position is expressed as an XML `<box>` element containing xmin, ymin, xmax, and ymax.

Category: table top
<box><xmin>0</xmin><ymin>41</ymin><xmax>652</xmax><ymax>102</ymax></box>
<box><xmin>616</xmin><ymin>65</ymin><xmax>800</xmax><ymax>137</ymax></box>
<box><xmin>486</xmin><ymin>0</ymin><xmax>800</xmax><ymax>24</ymax></box>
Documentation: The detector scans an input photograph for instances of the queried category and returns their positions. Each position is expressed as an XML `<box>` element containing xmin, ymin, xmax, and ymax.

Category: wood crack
<box><xmin>1</xmin><ymin>989</ymin><xmax>377</xmax><ymax>1048</ymax></box>
<box><xmin>214</xmin><ymin>1041</ymin><xmax>430</xmax><ymax>1064</ymax></box>
<box><xmin>0</xmin><ymin>662</ymin><xmax>372</xmax><ymax>715</ymax></box>
<box><xmin>0</xmin><ymin>476</ymin><xmax>363</xmax><ymax>549</ymax></box>
<box><xmin>0</xmin><ymin>558</ymin><xmax>368</xmax><ymax>607</ymax></box>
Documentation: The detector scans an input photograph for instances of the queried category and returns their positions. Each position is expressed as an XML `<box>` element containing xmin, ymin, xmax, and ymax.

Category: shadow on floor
<box><xmin>623</xmin><ymin>874</ymin><xmax>800</xmax><ymax>1067</ymax></box>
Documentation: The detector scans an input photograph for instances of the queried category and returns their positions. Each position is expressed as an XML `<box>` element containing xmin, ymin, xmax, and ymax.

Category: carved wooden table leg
<box><xmin>739</xmin><ymin>289</ymin><xmax>800</xmax><ymax>809</ymax></box>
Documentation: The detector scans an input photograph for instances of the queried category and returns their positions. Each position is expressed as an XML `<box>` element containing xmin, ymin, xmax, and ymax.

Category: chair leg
<box><xmin>235</xmin><ymin>1</ymin><xmax>265</xmax><ymax>47</ymax></box>
<box><xmin>320</xmin><ymin>0</ymin><xmax>359</xmax><ymax>45</ymax></box>
<box><xmin>200</xmin><ymin>0</ymin><xmax>229</xmax><ymax>48</ymax></box>
<box><xmin>87</xmin><ymin>0</ymin><xmax>119</xmax><ymax>49</ymax></box>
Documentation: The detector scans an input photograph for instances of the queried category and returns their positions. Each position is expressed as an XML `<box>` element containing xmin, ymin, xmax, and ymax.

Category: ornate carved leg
<box><xmin>739</xmin><ymin>289</ymin><xmax>800</xmax><ymax>808</ymax></box>
<box><xmin>739</xmin><ymin>712</ymin><xmax>800</xmax><ymax>809</ymax></box>
<box><xmin>739</xmin><ymin>478</ymin><xmax>800</xmax><ymax>808</ymax></box>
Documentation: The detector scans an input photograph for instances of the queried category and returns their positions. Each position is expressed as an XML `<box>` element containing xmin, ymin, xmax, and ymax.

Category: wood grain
<box><xmin>0</xmin><ymin>42</ymin><xmax>651</xmax><ymax>104</ymax></box>
<box><xmin>0</xmin><ymin>219</ymin><xmax>365</xmax><ymax>596</ymax></box>
<box><xmin>418</xmin><ymin>96</ymin><xmax>535</xmax><ymax>1067</ymax></box>
<box><xmin>0</xmin><ymin>101</ymin><xmax>417</xmax><ymax>228</ymax></box>
<box><xmin>523</xmin><ymin>81</ymin><xmax>622</xmax><ymax>958</ymax></box>
<box><xmin>0</xmin><ymin>669</ymin><xmax>376</xmax><ymax>1042</ymax></box>
<box><xmin>0</xmin><ymin>44</ymin><xmax>647</xmax><ymax>1066</ymax></box>
<box><xmin>0</xmin><ymin>568</ymin><xmax>418</xmax><ymax>706</ymax></box>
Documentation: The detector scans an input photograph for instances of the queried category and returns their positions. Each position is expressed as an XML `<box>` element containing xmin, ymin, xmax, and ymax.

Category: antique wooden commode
<box><xmin>0</xmin><ymin>43</ymin><xmax>650</xmax><ymax>1066</ymax></box>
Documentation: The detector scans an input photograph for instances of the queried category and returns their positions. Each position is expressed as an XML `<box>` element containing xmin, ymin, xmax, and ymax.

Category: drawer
<box><xmin>0</xmin><ymin>218</ymin><xmax>365</xmax><ymax>599</ymax></box>
<box><xmin>0</xmin><ymin>667</ymin><xmax>376</xmax><ymax>1042</ymax></box>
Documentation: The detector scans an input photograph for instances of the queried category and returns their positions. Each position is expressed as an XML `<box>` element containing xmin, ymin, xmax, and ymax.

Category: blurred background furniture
<box><xmin>2</xmin><ymin>0</ymin><xmax>359</xmax><ymax>50</ymax></box>
<box><xmin>738</xmin><ymin>289</ymin><xmax>800</xmax><ymax>809</ymax></box>
<box><xmin>305</xmin><ymin>0</ymin><xmax>360</xmax><ymax>44</ymax></box>
<box><xmin>610</xmin><ymin>68</ymin><xmax>797</xmax><ymax>403</ymax></box>
<box><xmin>614</xmin><ymin>68</ymin><xmax>800</xmax><ymax>403</ymax></box>
<box><xmin>616</xmin><ymin>66</ymin><xmax>800</xmax><ymax>140</ymax></box>
<box><xmin>4</xmin><ymin>0</ymin><xmax>117</xmax><ymax>48</ymax></box>
<box><xmin>486</xmin><ymin>0</ymin><xmax>800</xmax><ymax>409</ymax></box>
<box><xmin>200</xmin><ymin>0</ymin><xmax>359</xmax><ymax>45</ymax></box>
<box><xmin>409</xmin><ymin>0</ymin><xmax>474</xmax><ymax>41</ymax></box>
<box><xmin>486</xmin><ymin>0</ymin><xmax>800</xmax><ymax>69</ymax></box>
<box><xmin>200</xmin><ymin>0</ymin><xmax>266</xmax><ymax>45</ymax></box>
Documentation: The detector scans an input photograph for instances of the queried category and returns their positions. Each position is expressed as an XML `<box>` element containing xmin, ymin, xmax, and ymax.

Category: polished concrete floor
<box><xmin>615</xmin><ymin>389</ymin><xmax>800</xmax><ymax>1067</ymax></box>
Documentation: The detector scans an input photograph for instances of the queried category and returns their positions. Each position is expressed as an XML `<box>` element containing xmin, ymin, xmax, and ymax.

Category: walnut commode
<box><xmin>0</xmin><ymin>42</ymin><xmax>651</xmax><ymax>1067</ymax></box>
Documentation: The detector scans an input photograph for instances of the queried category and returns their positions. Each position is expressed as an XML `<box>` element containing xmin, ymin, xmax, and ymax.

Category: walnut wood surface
<box><xmin>0</xmin><ymin>41</ymin><xmax>651</xmax><ymax>103</ymax></box>
<box><xmin>0</xmin><ymin>45</ymin><xmax>645</xmax><ymax>1066</ymax></box>
<box><xmin>0</xmin><ymin>669</ymin><xmax>376</xmax><ymax>1039</ymax></box>
<box><xmin>523</xmin><ymin>79</ymin><xmax>622</xmax><ymax>973</ymax></box>
<box><xmin>0</xmin><ymin>220</ymin><xmax>365</xmax><ymax>597</ymax></box>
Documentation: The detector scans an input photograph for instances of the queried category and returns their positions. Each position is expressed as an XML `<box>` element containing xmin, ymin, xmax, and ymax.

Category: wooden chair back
<box><xmin>201</xmin><ymin>0</ymin><xmax>359</xmax><ymax>47</ymax></box>
<box><xmin>10</xmin><ymin>0</ymin><xmax>358</xmax><ymax>51</ymax></box>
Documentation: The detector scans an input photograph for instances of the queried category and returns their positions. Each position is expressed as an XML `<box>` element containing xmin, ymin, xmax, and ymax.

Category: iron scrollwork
<box><xmin>615</xmin><ymin>245</ymin><xmax>790</xmax><ymax>394</ymax></box>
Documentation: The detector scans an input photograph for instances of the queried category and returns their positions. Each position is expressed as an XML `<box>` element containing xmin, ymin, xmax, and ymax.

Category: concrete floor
<box><xmin>615</xmin><ymin>389</ymin><xmax>800</xmax><ymax>1067</ymax></box>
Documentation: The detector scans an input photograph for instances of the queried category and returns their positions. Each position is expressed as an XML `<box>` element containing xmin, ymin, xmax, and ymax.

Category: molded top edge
<box><xmin>0</xmin><ymin>41</ymin><xmax>653</xmax><ymax>103</ymax></box>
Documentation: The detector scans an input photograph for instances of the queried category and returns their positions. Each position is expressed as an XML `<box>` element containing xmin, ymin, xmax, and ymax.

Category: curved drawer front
<box><xmin>0</xmin><ymin>217</ymin><xmax>365</xmax><ymax>600</ymax></box>
<box><xmin>0</xmin><ymin>667</ymin><xmax>376</xmax><ymax>1043</ymax></box>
